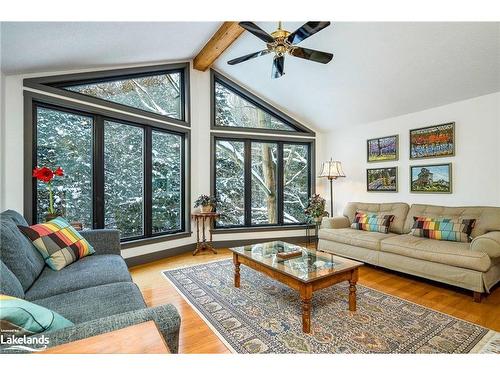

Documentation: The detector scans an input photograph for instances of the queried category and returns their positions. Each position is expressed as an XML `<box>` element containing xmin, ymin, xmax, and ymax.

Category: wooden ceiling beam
<box><xmin>193</xmin><ymin>22</ymin><xmax>244</xmax><ymax>72</ymax></box>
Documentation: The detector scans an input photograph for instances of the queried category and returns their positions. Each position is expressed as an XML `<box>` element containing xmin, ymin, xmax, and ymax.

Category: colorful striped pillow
<box><xmin>350</xmin><ymin>211</ymin><xmax>395</xmax><ymax>234</ymax></box>
<box><xmin>17</xmin><ymin>217</ymin><xmax>95</xmax><ymax>271</ymax></box>
<box><xmin>411</xmin><ymin>216</ymin><xmax>476</xmax><ymax>243</ymax></box>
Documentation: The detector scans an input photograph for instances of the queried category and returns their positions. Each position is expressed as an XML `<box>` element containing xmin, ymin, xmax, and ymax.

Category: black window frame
<box><xmin>210</xmin><ymin>70</ymin><xmax>315</xmax><ymax>136</ymax></box>
<box><xmin>24</xmin><ymin>88</ymin><xmax>191</xmax><ymax>248</ymax></box>
<box><xmin>211</xmin><ymin>133</ymin><xmax>315</xmax><ymax>232</ymax></box>
<box><xmin>24</xmin><ymin>63</ymin><xmax>190</xmax><ymax>127</ymax></box>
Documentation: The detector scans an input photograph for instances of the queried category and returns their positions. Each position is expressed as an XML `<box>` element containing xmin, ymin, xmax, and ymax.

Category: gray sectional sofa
<box><xmin>0</xmin><ymin>210</ymin><xmax>181</xmax><ymax>353</ymax></box>
<box><xmin>318</xmin><ymin>202</ymin><xmax>500</xmax><ymax>301</ymax></box>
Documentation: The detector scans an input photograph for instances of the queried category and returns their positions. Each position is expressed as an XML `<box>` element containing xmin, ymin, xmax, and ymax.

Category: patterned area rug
<box><xmin>162</xmin><ymin>260</ymin><xmax>498</xmax><ymax>354</ymax></box>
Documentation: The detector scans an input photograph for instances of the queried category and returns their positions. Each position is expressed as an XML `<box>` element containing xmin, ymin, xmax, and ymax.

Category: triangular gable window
<box><xmin>212</xmin><ymin>71</ymin><xmax>314</xmax><ymax>135</ymax></box>
<box><xmin>23</xmin><ymin>63</ymin><xmax>189</xmax><ymax>125</ymax></box>
<box><xmin>61</xmin><ymin>72</ymin><xmax>183</xmax><ymax>119</ymax></box>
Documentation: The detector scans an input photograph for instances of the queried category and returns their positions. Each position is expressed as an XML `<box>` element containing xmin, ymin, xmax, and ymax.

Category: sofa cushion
<box><xmin>380</xmin><ymin>234</ymin><xmax>491</xmax><ymax>272</ymax></box>
<box><xmin>25</xmin><ymin>254</ymin><xmax>132</xmax><ymax>301</ymax></box>
<box><xmin>403</xmin><ymin>204</ymin><xmax>500</xmax><ymax>237</ymax></box>
<box><xmin>410</xmin><ymin>216</ymin><xmax>476</xmax><ymax>243</ymax></box>
<box><xmin>0</xmin><ymin>261</ymin><xmax>25</xmax><ymax>299</ymax></box>
<box><xmin>18</xmin><ymin>217</ymin><xmax>95</xmax><ymax>271</ymax></box>
<box><xmin>0</xmin><ymin>210</ymin><xmax>46</xmax><ymax>291</ymax></box>
<box><xmin>343</xmin><ymin>202</ymin><xmax>409</xmax><ymax>234</ymax></box>
<box><xmin>319</xmin><ymin>228</ymin><xmax>397</xmax><ymax>251</ymax></box>
<box><xmin>0</xmin><ymin>294</ymin><xmax>73</xmax><ymax>337</ymax></box>
<box><xmin>32</xmin><ymin>282</ymin><xmax>146</xmax><ymax>324</ymax></box>
<box><xmin>351</xmin><ymin>211</ymin><xmax>395</xmax><ymax>234</ymax></box>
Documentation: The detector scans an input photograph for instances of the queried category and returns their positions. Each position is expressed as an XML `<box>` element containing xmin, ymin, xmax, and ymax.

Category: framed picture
<box><xmin>367</xmin><ymin>135</ymin><xmax>399</xmax><ymax>162</ymax></box>
<box><xmin>367</xmin><ymin>167</ymin><xmax>398</xmax><ymax>192</ymax></box>
<box><xmin>409</xmin><ymin>122</ymin><xmax>455</xmax><ymax>159</ymax></box>
<box><xmin>410</xmin><ymin>163</ymin><xmax>452</xmax><ymax>193</ymax></box>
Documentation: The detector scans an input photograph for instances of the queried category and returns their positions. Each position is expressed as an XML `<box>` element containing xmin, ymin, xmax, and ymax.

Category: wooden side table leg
<box><xmin>209</xmin><ymin>217</ymin><xmax>217</xmax><ymax>254</ymax></box>
<box><xmin>349</xmin><ymin>268</ymin><xmax>358</xmax><ymax>312</ymax></box>
<box><xmin>193</xmin><ymin>218</ymin><xmax>200</xmax><ymax>256</ymax></box>
<box><xmin>300</xmin><ymin>284</ymin><xmax>313</xmax><ymax>334</ymax></box>
<box><xmin>233</xmin><ymin>253</ymin><xmax>240</xmax><ymax>288</ymax></box>
<box><xmin>201</xmin><ymin>217</ymin><xmax>206</xmax><ymax>247</ymax></box>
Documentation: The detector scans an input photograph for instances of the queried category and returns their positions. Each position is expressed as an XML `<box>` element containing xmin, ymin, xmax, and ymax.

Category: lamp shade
<box><xmin>319</xmin><ymin>159</ymin><xmax>345</xmax><ymax>179</ymax></box>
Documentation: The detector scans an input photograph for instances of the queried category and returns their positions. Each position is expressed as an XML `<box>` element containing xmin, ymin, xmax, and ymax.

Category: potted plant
<box><xmin>304</xmin><ymin>194</ymin><xmax>328</xmax><ymax>223</ymax></box>
<box><xmin>194</xmin><ymin>194</ymin><xmax>217</xmax><ymax>213</ymax></box>
<box><xmin>32</xmin><ymin>166</ymin><xmax>64</xmax><ymax>222</ymax></box>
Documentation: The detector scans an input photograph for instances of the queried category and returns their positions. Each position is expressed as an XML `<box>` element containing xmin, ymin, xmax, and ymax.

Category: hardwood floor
<box><xmin>130</xmin><ymin>248</ymin><xmax>500</xmax><ymax>354</ymax></box>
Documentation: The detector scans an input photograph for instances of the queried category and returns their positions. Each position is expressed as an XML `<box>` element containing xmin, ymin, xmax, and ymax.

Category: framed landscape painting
<box><xmin>410</xmin><ymin>122</ymin><xmax>455</xmax><ymax>159</ymax></box>
<box><xmin>410</xmin><ymin>163</ymin><xmax>452</xmax><ymax>193</ymax></box>
<box><xmin>367</xmin><ymin>135</ymin><xmax>399</xmax><ymax>162</ymax></box>
<box><xmin>367</xmin><ymin>167</ymin><xmax>398</xmax><ymax>192</ymax></box>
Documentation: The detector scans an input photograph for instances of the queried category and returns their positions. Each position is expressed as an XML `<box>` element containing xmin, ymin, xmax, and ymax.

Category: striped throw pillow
<box><xmin>350</xmin><ymin>211</ymin><xmax>395</xmax><ymax>234</ymax></box>
<box><xmin>17</xmin><ymin>217</ymin><xmax>95</xmax><ymax>271</ymax></box>
<box><xmin>411</xmin><ymin>216</ymin><xmax>476</xmax><ymax>243</ymax></box>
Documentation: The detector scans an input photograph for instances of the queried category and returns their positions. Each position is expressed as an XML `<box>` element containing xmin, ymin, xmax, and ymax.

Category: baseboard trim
<box><xmin>125</xmin><ymin>243</ymin><xmax>196</xmax><ymax>268</ymax></box>
<box><xmin>125</xmin><ymin>235</ymin><xmax>309</xmax><ymax>268</ymax></box>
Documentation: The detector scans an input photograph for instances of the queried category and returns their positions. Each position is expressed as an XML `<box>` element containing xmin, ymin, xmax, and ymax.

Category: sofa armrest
<box><xmin>80</xmin><ymin>229</ymin><xmax>121</xmax><ymax>256</ymax></box>
<box><xmin>471</xmin><ymin>231</ymin><xmax>500</xmax><ymax>259</ymax></box>
<box><xmin>1</xmin><ymin>304</ymin><xmax>181</xmax><ymax>354</ymax></box>
<box><xmin>321</xmin><ymin>216</ymin><xmax>350</xmax><ymax>229</ymax></box>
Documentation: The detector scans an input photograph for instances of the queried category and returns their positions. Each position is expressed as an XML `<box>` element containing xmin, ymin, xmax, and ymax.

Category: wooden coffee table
<box><xmin>229</xmin><ymin>241</ymin><xmax>363</xmax><ymax>334</ymax></box>
<box><xmin>40</xmin><ymin>321</ymin><xmax>170</xmax><ymax>354</ymax></box>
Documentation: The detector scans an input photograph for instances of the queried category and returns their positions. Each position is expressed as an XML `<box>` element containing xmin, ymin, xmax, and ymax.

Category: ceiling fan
<box><xmin>228</xmin><ymin>21</ymin><xmax>333</xmax><ymax>79</ymax></box>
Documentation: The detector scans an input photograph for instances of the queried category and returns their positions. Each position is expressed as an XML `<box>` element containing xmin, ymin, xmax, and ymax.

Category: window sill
<box><xmin>120</xmin><ymin>232</ymin><xmax>192</xmax><ymax>249</ymax></box>
<box><xmin>211</xmin><ymin>225</ymin><xmax>310</xmax><ymax>234</ymax></box>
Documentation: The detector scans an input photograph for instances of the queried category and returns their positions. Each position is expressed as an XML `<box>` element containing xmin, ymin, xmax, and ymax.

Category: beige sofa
<box><xmin>318</xmin><ymin>202</ymin><xmax>500</xmax><ymax>301</ymax></box>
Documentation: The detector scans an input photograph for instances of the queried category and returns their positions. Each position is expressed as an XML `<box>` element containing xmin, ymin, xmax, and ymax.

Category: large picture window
<box><xmin>32</xmin><ymin>102</ymin><xmax>187</xmax><ymax>241</ymax></box>
<box><xmin>213</xmin><ymin>136</ymin><xmax>312</xmax><ymax>228</ymax></box>
<box><xmin>104</xmin><ymin>120</ymin><xmax>145</xmax><ymax>239</ymax></box>
<box><xmin>151</xmin><ymin>130</ymin><xmax>183</xmax><ymax>234</ymax></box>
<box><xmin>26</xmin><ymin>64</ymin><xmax>189</xmax><ymax>244</ymax></box>
<box><xmin>211</xmin><ymin>71</ymin><xmax>314</xmax><ymax>230</ymax></box>
<box><xmin>35</xmin><ymin>106</ymin><xmax>93</xmax><ymax>228</ymax></box>
<box><xmin>215</xmin><ymin>139</ymin><xmax>246</xmax><ymax>227</ymax></box>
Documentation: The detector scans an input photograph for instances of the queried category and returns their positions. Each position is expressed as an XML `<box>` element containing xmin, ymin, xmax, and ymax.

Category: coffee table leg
<box><xmin>300</xmin><ymin>285</ymin><xmax>312</xmax><ymax>333</ymax></box>
<box><xmin>349</xmin><ymin>268</ymin><xmax>358</xmax><ymax>312</ymax></box>
<box><xmin>233</xmin><ymin>253</ymin><xmax>240</xmax><ymax>288</ymax></box>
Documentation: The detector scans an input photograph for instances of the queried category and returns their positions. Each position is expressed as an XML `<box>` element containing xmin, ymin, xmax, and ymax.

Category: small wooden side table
<box><xmin>39</xmin><ymin>321</ymin><xmax>170</xmax><ymax>354</ymax></box>
<box><xmin>191</xmin><ymin>212</ymin><xmax>220</xmax><ymax>255</ymax></box>
<box><xmin>306</xmin><ymin>221</ymin><xmax>321</xmax><ymax>249</ymax></box>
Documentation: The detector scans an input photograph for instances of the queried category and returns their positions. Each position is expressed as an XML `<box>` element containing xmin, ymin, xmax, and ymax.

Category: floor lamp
<box><xmin>319</xmin><ymin>159</ymin><xmax>346</xmax><ymax>216</ymax></box>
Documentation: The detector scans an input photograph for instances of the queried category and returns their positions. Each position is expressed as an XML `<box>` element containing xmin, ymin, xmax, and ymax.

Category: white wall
<box><xmin>1</xmin><ymin>63</ymin><xmax>325</xmax><ymax>259</ymax></box>
<box><xmin>0</xmin><ymin>23</ymin><xmax>5</xmax><ymax>212</ymax></box>
<box><xmin>0</xmin><ymin>70</ymin><xmax>5</xmax><ymax>212</ymax></box>
<box><xmin>324</xmin><ymin>92</ymin><xmax>500</xmax><ymax>216</ymax></box>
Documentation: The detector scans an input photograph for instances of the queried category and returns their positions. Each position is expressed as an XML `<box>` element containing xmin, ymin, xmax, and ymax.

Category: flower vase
<box><xmin>44</xmin><ymin>213</ymin><xmax>59</xmax><ymax>222</ymax></box>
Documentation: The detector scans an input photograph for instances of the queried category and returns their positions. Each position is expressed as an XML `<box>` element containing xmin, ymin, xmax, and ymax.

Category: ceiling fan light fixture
<box><xmin>229</xmin><ymin>21</ymin><xmax>333</xmax><ymax>79</ymax></box>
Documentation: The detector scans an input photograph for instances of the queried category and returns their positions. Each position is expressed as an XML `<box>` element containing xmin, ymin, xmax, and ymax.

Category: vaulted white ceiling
<box><xmin>0</xmin><ymin>22</ymin><xmax>220</xmax><ymax>74</ymax></box>
<box><xmin>1</xmin><ymin>22</ymin><xmax>499</xmax><ymax>130</ymax></box>
<box><xmin>215</xmin><ymin>22</ymin><xmax>500</xmax><ymax>130</ymax></box>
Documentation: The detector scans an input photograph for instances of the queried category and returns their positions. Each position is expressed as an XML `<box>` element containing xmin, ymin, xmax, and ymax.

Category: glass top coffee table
<box><xmin>229</xmin><ymin>241</ymin><xmax>363</xmax><ymax>333</ymax></box>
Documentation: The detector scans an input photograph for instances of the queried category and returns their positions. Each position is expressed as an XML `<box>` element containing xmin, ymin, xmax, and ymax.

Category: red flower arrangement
<box><xmin>33</xmin><ymin>166</ymin><xmax>64</xmax><ymax>215</ymax></box>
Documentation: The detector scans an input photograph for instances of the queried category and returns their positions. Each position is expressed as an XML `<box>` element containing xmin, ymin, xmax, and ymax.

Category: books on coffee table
<box><xmin>276</xmin><ymin>249</ymin><xmax>303</xmax><ymax>260</ymax></box>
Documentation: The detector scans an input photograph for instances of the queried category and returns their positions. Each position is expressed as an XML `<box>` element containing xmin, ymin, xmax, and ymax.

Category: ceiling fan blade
<box><xmin>289</xmin><ymin>47</ymin><xmax>333</xmax><ymax>64</ymax></box>
<box><xmin>287</xmin><ymin>21</ymin><xmax>331</xmax><ymax>45</ymax></box>
<box><xmin>239</xmin><ymin>22</ymin><xmax>275</xmax><ymax>44</ymax></box>
<box><xmin>272</xmin><ymin>56</ymin><xmax>285</xmax><ymax>79</ymax></box>
<box><xmin>227</xmin><ymin>50</ymin><xmax>271</xmax><ymax>65</ymax></box>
